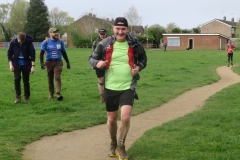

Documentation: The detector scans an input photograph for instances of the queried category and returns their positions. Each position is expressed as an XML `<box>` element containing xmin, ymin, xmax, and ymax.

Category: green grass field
<box><xmin>1</xmin><ymin>48</ymin><xmax>240</xmax><ymax>159</ymax></box>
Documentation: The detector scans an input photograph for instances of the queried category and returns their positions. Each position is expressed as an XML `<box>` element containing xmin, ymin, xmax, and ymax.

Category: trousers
<box><xmin>14</xmin><ymin>65</ymin><xmax>30</xmax><ymax>97</ymax></box>
<box><xmin>45</xmin><ymin>61</ymin><xmax>63</xmax><ymax>95</ymax></box>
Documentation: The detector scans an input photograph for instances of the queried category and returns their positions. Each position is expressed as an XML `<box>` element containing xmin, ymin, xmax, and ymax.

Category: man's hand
<box><xmin>9</xmin><ymin>65</ymin><xmax>14</xmax><ymax>72</ymax></box>
<box><xmin>96</xmin><ymin>60</ymin><xmax>108</xmax><ymax>69</ymax></box>
<box><xmin>31</xmin><ymin>66</ymin><xmax>35</xmax><ymax>73</ymax></box>
<box><xmin>67</xmin><ymin>63</ymin><xmax>71</xmax><ymax>70</ymax></box>
<box><xmin>41</xmin><ymin>63</ymin><xmax>45</xmax><ymax>69</ymax></box>
<box><xmin>131</xmin><ymin>64</ymin><xmax>140</xmax><ymax>76</ymax></box>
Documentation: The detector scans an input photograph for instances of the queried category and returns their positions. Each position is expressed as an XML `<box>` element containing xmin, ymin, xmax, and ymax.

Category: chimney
<box><xmin>89</xmin><ymin>13</ymin><xmax>92</xmax><ymax>17</ymax></box>
<box><xmin>93</xmin><ymin>14</ymin><xmax>96</xmax><ymax>18</ymax></box>
<box><xmin>231</xmin><ymin>17</ymin><xmax>234</xmax><ymax>22</ymax></box>
<box><xmin>223</xmin><ymin>16</ymin><xmax>226</xmax><ymax>20</ymax></box>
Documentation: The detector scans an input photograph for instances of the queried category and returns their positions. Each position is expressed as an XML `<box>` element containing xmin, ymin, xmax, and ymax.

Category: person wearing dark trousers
<box><xmin>40</xmin><ymin>28</ymin><xmax>70</xmax><ymax>101</ymax></box>
<box><xmin>226</xmin><ymin>39</ymin><xmax>235</xmax><ymax>67</ymax></box>
<box><xmin>7</xmin><ymin>32</ymin><xmax>36</xmax><ymax>103</ymax></box>
<box><xmin>92</xmin><ymin>28</ymin><xmax>108</xmax><ymax>103</ymax></box>
<box><xmin>163</xmin><ymin>41</ymin><xmax>167</xmax><ymax>51</ymax></box>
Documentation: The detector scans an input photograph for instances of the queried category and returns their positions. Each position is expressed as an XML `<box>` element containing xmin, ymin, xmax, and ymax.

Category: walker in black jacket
<box><xmin>7</xmin><ymin>32</ymin><xmax>36</xmax><ymax>103</ymax></box>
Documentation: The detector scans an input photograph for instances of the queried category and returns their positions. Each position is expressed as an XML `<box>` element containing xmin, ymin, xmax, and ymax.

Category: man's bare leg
<box><xmin>117</xmin><ymin>105</ymin><xmax>132</xmax><ymax>159</ymax></box>
<box><xmin>107</xmin><ymin>111</ymin><xmax>118</xmax><ymax>157</ymax></box>
<box><xmin>98</xmin><ymin>77</ymin><xmax>105</xmax><ymax>102</ymax></box>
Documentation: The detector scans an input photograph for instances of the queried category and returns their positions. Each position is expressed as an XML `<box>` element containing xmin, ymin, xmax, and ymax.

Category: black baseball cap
<box><xmin>114</xmin><ymin>17</ymin><xmax>128</xmax><ymax>27</ymax></box>
<box><xmin>98</xmin><ymin>28</ymin><xmax>106</xmax><ymax>34</ymax></box>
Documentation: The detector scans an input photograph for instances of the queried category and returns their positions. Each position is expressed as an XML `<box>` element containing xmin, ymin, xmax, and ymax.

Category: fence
<box><xmin>0</xmin><ymin>42</ymin><xmax>65</xmax><ymax>49</ymax></box>
<box><xmin>0</xmin><ymin>42</ymin><xmax>9</xmax><ymax>48</ymax></box>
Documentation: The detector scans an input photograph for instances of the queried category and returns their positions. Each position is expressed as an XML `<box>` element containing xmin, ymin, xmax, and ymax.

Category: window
<box><xmin>167</xmin><ymin>37</ymin><xmax>180</xmax><ymax>46</ymax></box>
<box><xmin>232</xmin><ymin>28</ymin><xmax>235</xmax><ymax>34</ymax></box>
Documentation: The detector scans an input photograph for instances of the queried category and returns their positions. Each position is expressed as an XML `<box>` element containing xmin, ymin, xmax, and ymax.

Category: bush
<box><xmin>70</xmin><ymin>31</ymin><xmax>97</xmax><ymax>48</ymax></box>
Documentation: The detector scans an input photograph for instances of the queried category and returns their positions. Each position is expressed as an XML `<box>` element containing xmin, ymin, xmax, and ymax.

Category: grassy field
<box><xmin>0</xmin><ymin>48</ymin><xmax>240</xmax><ymax>159</ymax></box>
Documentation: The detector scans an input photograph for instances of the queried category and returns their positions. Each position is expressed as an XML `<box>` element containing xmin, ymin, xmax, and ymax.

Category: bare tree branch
<box><xmin>49</xmin><ymin>7</ymin><xmax>74</xmax><ymax>26</ymax></box>
<box><xmin>124</xmin><ymin>5</ymin><xmax>142</xmax><ymax>33</ymax></box>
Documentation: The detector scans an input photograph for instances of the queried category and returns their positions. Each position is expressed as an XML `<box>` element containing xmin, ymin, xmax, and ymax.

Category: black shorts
<box><xmin>105</xmin><ymin>88</ymin><xmax>135</xmax><ymax>112</ymax></box>
<box><xmin>96</xmin><ymin>69</ymin><xmax>104</xmax><ymax>78</ymax></box>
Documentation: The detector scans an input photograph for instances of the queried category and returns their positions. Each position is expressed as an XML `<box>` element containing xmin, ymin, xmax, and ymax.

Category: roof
<box><xmin>216</xmin><ymin>19</ymin><xmax>237</xmax><ymax>27</ymax></box>
<box><xmin>199</xmin><ymin>18</ymin><xmax>237</xmax><ymax>28</ymax></box>
<box><xmin>129</xmin><ymin>26</ymin><xmax>144</xmax><ymax>34</ymax></box>
<box><xmin>70</xmin><ymin>14</ymin><xmax>114</xmax><ymax>29</ymax></box>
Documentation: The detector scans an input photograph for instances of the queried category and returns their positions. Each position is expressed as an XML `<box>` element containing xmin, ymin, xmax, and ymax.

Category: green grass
<box><xmin>0</xmin><ymin>48</ymin><xmax>239</xmax><ymax>159</ymax></box>
<box><xmin>129</xmin><ymin>83</ymin><xmax>240</xmax><ymax>160</ymax></box>
<box><xmin>129</xmin><ymin>50</ymin><xmax>240</xmax><ymax>160</ymax></box>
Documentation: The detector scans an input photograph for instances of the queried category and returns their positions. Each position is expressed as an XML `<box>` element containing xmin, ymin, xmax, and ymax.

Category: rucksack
<box><xmin>44</xmin><ymin>37</ymin><xmax>63</xmax><ymax>56</ymax></box>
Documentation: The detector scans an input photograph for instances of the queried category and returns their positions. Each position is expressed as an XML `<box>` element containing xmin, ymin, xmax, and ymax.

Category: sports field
<box><xmin>1</xmin><ymin>48</ymin><xmax>240</xmax><ymax>159</ymax></box>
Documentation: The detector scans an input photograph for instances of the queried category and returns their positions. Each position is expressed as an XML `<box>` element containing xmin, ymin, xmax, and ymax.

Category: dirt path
<box><xmin>22</xmin><ymin>66</ymin><xmax>240</xmax><ymax>160</ymax></box>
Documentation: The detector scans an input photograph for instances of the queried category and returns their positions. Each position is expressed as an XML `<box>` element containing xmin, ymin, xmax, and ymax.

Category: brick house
<box><xmin>67</xmin><ymin>14</ymin><xmax>145</xmax><ymax>47</ymax></box>
<box><xmin>129</xmin><ymin>26</ymin><xmax>144</xmax><ymax>35</ymax></box>
<box><xmin>67</xmin><ymin>13</ymin><xmax>114</xmax><ymax>47</ymax></box>
<box><xmin>200</xmin><ymin>16</ymin><xmax>237</xmax><ymax>38</ymax></box>
<box><xmin>162</xmin><ymin>34</ymin><xmax>229</xmax><ymax>50</ymax></box>
<box><xmin>162</xmin><ymin>17</ymin><xmax>238</xmax><ymax>50</ymax></box>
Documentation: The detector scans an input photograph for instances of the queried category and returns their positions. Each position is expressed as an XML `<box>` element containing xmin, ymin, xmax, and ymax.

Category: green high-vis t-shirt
<box><xmin>105</xmin><ymin>41</ymin><xmax>132</xmax><ymax>90</ymax></box>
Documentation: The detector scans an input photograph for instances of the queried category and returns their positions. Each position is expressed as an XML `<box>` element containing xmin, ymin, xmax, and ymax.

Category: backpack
<box><xmin>44</xmin><ymin>37</ymin><xmax>63</xmax><ymax>56</ymax></box>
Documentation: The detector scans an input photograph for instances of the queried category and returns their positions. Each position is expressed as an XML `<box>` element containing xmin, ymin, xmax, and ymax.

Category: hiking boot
<box><xmin>14</xmin><ymin>95</ymin><xmax>21</xmax><ymax>104</ymax></box>
<box><xmin>100</xmin><ymin>94</ymin><xmax>105</xmax><ymax>103</ymax></box>
<box><xmin>116</xmin><ymin>144</ymin><xmax>129</xmax><ymax>160</ymax></box>
<box><xmin>24</xmin><ymin>96</ymin><xmax>30</xmax><ymax>103</ymax></box>
<box><xmin>108</xmin><ymin>141</ymin><xmax>117</xmax><ymax>157</ymax></box>
<box><xmin>227</xmin><ymin>64</ymin><xmax>230</xmax><ymax>67</ymax></box>
<box><xmin>48</xmin><ymin>94</ymin><xmax>54</xmax><ymax>99</ymax></box>
<box><xmin>56</xmin><ymin>93</ymin><xmax>63</xmax><ymax>101</ymax></box>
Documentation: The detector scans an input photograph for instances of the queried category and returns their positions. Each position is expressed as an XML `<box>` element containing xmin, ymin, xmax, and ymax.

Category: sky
<box><xmin>2</xmin><ymin>0</ymin><xmax>240</xmax><ymax>29</ymax></box>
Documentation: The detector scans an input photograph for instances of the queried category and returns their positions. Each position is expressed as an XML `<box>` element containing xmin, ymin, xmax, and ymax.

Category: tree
<box><xmin>148</xmin><ymin>24</ymin><xmax>166</xmax><ymax>48</ymax></box>
<box><xmin>0</xmin><ymin>3</ymin><xmax>11</xmax><ymax>24</ymax></box>
<box><xmin>182</xmin><ymin>29</ymin><xmax>188</xmax><ymax>33</ymax></box>
<box><xmin>166</xmin><ymin>22</ymin><xmax>178</xmax><ymax>33</ymax></box>
<box><xmin>192</xmin><ymin>27</ymin><xmax>200</xmax><ymax>33</ymax></box>
<box><xmin>80</xmin><ymin>14</ymin><xmax>99</xmax><ymax>43</ymax></box>
<box><xmin>12</xmin><ymin>0</ymin><xmax>23</xmax><ymax>6</ymax></box>
<box><xmin>0</xmin><ymin>3</ymin><xmax>12</xmax><ymax>41</ymax></box>
<box><xmin>69</xmin><ymin>28</ymin><xmax>93</xmax><ymax>48</ymax></box>
<box><xmin>0</xmin><ymin>23</ymin><xmax>11</xmax><ymax>41</ymax></box>
<box><xmin>49</xmin><ymin>7</ymin><xmax>74</xmax><ymax>26</ymax></box>
<box><xmin>49</xmin><ymin>7</ymin><xmax>74</xmax><ymax>36</ymax></box>
<box><xmin>235</xmin><ymin>21</ymin><xmax>240</xmax><ymax>43</ymax></box>
<box><xmin>24</xmin><ymin>0</ymin><xmax>50</xmax><ymax>41</ymax></box>
<box><xmin>8</xmin><ymin>0</ymin><xmax>29</xmax><ymax>34</ymax></box>
<box><xmin>124</xmin><ymin>5</ymin><xmax>142</xmax><ymax>33</ymax></box>
<box><xmin>172</xmin><ymin>27</ymin><xmax>181</xmax><ymax>33</ymax></box>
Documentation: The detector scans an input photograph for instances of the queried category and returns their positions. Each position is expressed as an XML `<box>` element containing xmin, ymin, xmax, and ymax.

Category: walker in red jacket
<box><xmin>226</xmin><ymin>40</ymin><xmax>235</xmax><ymax>67</ymax></box>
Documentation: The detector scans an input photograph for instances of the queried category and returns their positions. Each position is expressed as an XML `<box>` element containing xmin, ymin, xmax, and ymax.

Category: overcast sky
<box><xmin>2</xmin><ymin>0</ymin><xmax>240</xmax><ymax>29</ymax></box>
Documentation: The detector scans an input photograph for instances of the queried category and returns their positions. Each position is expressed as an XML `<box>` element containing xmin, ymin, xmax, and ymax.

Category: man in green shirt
<box><xmin>89</xmin><ymin>17</ymin><xmax>147</xmax><ymax>160</ymax></box>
